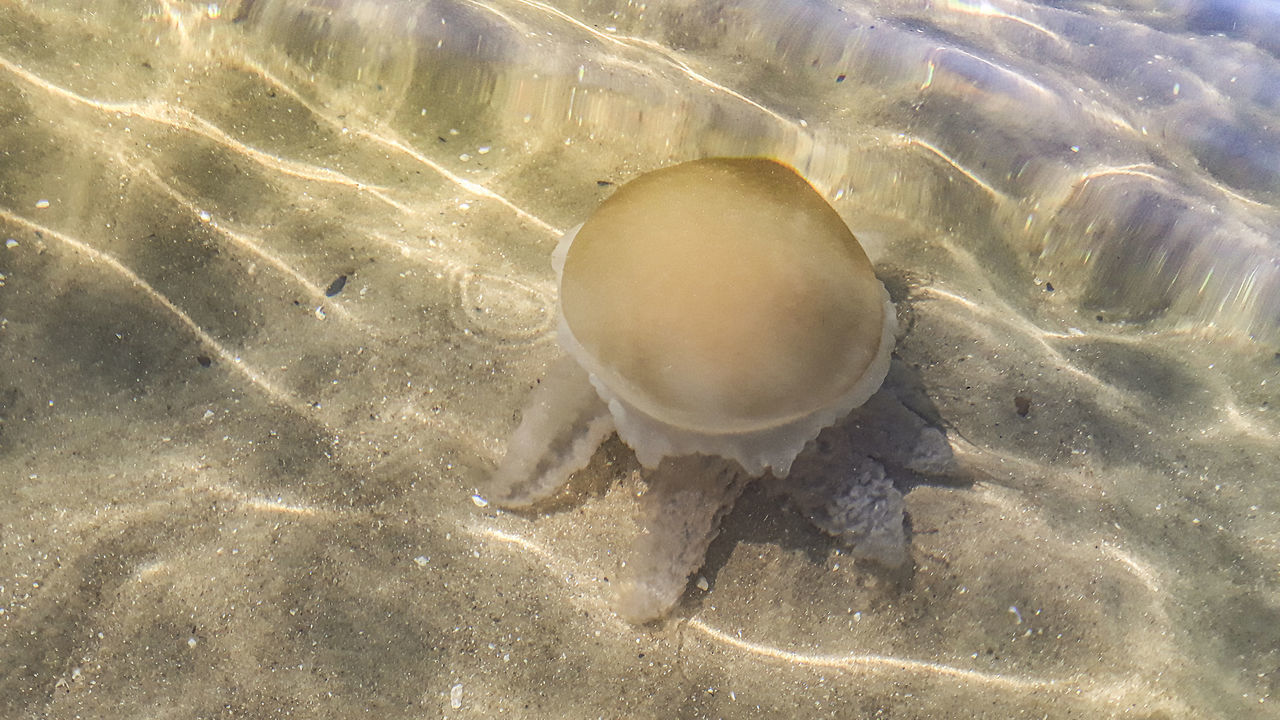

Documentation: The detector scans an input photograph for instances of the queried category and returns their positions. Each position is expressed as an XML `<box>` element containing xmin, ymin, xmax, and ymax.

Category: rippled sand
<box><xmin>1</xmin><ymin>1</ymin><xmax>1278</xmax><ymax>718</ymax></box>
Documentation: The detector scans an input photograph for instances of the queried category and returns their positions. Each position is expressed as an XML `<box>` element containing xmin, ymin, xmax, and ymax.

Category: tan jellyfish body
<box><xmin>553</xmin><ymin>157</ymin><xmax>896</xmax><ymax>476</ymax></box>
<box><xmin>487</xmin><ymin>157</ymin><xmax>923</xmax><ymax>623</ymax></box>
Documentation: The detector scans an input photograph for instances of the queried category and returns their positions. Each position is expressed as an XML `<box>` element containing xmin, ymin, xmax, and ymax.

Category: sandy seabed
<box><xmin>1</xmin><ymin>1</ymin><xmax>1278</xmax><ymax>718</ymax></box>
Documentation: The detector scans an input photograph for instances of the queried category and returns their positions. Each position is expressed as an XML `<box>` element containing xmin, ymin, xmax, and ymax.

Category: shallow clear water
<box><xmin>1</xmin><ymin>0</ymin><xmax>1277</xmax><ymax>717</ymax></box>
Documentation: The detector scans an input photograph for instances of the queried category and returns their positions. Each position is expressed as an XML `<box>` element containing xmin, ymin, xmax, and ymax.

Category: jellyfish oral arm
<box><xmin>487</xmin><ymin>355</ymin><xmax>614</xmax><ymax>507</ymax></box>
<box><xmin>615</xmin><ymin>455</ymin><xmax>752</xmax><ymax>623</ymax></box>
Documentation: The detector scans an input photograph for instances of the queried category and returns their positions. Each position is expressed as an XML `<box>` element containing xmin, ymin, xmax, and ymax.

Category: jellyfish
<box><xmin>486</xmin><ymin>158</ymin><xmax>952</xmax><ymax>622</ymax></box>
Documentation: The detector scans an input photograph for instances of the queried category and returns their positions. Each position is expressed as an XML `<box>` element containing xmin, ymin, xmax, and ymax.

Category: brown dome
<box><xmin>559</xmin><ymin>158</ymin><xmax>888</xmax><ymax>437</ymax></box>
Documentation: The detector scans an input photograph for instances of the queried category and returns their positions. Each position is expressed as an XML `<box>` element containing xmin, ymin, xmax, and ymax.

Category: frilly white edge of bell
<box><xmin>559</xmin><ymin>294</ymin><xmax>897</xmax><ymax>477</ymax></box>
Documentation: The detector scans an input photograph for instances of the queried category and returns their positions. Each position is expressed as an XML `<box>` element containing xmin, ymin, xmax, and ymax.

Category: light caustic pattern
<box><xmin>0</xmin><ymin>1</ymin><xmax>1277</xmax><ymax>719</ymax></box>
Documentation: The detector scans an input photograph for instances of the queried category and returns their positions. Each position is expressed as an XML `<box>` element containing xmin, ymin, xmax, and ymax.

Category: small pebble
<box><xmin>324</xmin><ymin>274</ymin><xmax>347</xmax><ymax>297</ymax></box>
<box><xmin>1014</xmin><ymin>395</ymin><xmax>1032</xmax><ymax>417</ymax></box>
<box><xmin>450</xmin><ymin>683</ymin><xmax>463</xmax><ymax>709</ymax></box>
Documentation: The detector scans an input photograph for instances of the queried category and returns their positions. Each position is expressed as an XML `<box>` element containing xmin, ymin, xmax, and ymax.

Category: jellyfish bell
<box><xmin>486</xmin><ymin>157</ymin><xmax>905</xmax><ymax>621</ymax></box>
<box><xmin>554</xmin><ymin>157</ymin><xmax>896</xmax><ymax>476</ymax></box>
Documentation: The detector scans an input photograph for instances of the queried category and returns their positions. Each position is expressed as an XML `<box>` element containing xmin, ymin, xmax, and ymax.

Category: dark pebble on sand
<box><xmin>325</xmin><ymin>274</ymin><xmax>348</xmax><ymax>297</ymax></box>
<box><xmin>1014</xmin><ymin>395</ymin><xmax>1031</xmax><ymax>417</ymax></box>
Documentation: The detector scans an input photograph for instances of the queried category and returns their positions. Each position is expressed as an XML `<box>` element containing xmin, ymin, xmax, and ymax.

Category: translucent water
<box><xmin>1</xmin><ymin>0</ymin><xmax>1277</xmax><ymax>717</ymax></box>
